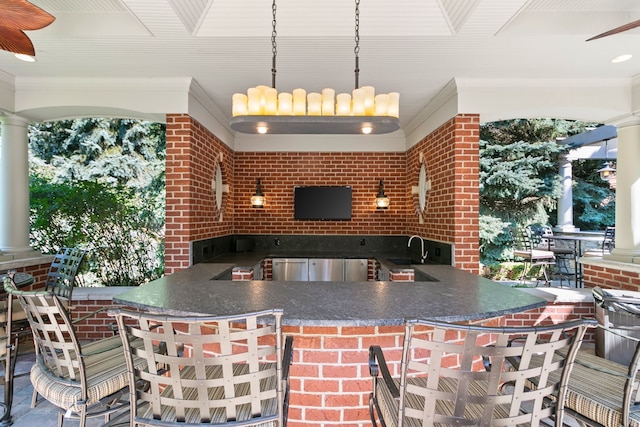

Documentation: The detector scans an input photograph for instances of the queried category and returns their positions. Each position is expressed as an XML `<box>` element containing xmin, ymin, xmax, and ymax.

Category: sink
<box><xmin>413</xmin><ymin>270</ymin><xmax>438</xmax><ymax>282</ymax></box>
<box><xmin>211</xmin><ymin>268</ymin><xmax>233</xmax><ymax>280</ymax></box>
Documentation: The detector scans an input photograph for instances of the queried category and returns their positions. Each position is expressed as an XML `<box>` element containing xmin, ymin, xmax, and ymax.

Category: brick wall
<box><xmin>583</xmin><ymin>264</ymin><xmax>640</xmax><ymax>291</ymax></box>
<box><xmin>233</xmin><ymin>152</ymin><xmax>407</xmax><ymax>235</ymax></box>
<box><xmin>165</xmin><ymin>115</ymin><xmax>234</xmax><ymax>273</ymax></box>
<box><xmin>164</xmin><ymin>113</ymin><xmax>481</xmax><ymax>274</ymax></box>
<box><xmin>281</xmin><ymin>299</ymin><xmax>594</xmax><ymax>427</ymax></box>
<box><xmin>406</xmin><ymin>115</ymin><xmax>480</xmax><ymax>272</ymax></box>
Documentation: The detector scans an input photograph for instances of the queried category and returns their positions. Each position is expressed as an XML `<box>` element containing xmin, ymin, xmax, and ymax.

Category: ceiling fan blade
<box><xmin>0</xmin><ymin>0</ymin><xmax>55</xmax><ymax>56</ymax></box>
<box><xmin>0</xmin><ymin>26</ymin><xmax>35</xmax><ymax>56</ymax></box>
<box><xmin>587</xmin><ymin>19</ymin><xmax>640</xmax><ymax>41</ymax></box>
<box><xmin>0</xmin><ymin>0</ymin><xmax>55</xmax><ymax>30</ymax></box>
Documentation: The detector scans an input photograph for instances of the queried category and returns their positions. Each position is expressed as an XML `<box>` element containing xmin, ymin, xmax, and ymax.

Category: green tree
<box><xmin>571</xmin><ymin>159</ymin><xmax>616</xmax><ymax>230</ymax></box>
<box><xmin>30</xmin><ymin>176</ymin><xmax>163</xmax><ymax>286</ymax></box>
<box><xmin>479</xmin><ymin>119</ymin><xmax>596</xmax><ymax>263</ymax></box>
<box><xmin>28</xmin><ymin>118</ymin><xmax>166</xmax><ymax>286</ymax></box>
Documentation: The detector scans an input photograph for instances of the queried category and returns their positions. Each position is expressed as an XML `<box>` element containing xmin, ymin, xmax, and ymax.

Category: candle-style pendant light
<box><xmin>230</xmin><ymin>0</ymin><xmax>400</xmax><ymax>135</ymax></box>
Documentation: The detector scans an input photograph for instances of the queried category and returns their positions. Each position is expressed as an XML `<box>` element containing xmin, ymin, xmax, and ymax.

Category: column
<box><xmin>0</xmin><ymin>115</ymin><xmax>35</xmax><ymax>254</ymax></box>
<box><xmin>555</xmin><ymin>156</ymin><xmax>577</xmax><ymax>232</ymax></box>
<box><xmin>607</xmin><ymin>121</ymin><xmax>640</xmax><ymax>263</ymax></box>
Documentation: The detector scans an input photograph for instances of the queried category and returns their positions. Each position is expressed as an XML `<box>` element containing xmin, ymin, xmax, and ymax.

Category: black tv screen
<box><xmin>294</xmin><ymin>186</ymin><xmax>352</xmax><ymax>220</ymax></box>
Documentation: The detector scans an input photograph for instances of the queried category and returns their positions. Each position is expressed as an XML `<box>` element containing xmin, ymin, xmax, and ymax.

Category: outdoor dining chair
<box><xmin>368</xmin><ymin>317</ymin><xmax>596</xmax><ymax>427</ymax></box>
<box><xmin>584</xmin><ymin>226</ymin><xmax>616</xmax><ymax>257</ymax></box>
<box><xmin>512</xmin><ymin>226</ymin><xmax>556</xmax><ymax>286</ymax></box>
<box><xmin>0</xmin><ymin>247</ymin><xmax>86</xmax><ymax>333</ymax></box>
<box><xmin>110</xmin><ymin>307</ymin><xmax>294</xmax><ymax>426</ymax></box>
<box><xmin>535</xmin><ymin>225</ymin><xmax>577</xmax><ymax>286</ymax></box>
<box><xmin>4</xmin><ymin>279</ymin><xmax>146</xmax><ymax>427</ymax></box>
<box><xmin>42</xmin><ymin>246</ymin><xmax>87</xmax><ymax>305</ymax></box>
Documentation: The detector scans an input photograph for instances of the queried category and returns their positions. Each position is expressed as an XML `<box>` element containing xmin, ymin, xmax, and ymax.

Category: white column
<box><xmin>607</xmin><ymin>121</ymin><xmax>640</xmax><ymax>263</ymax></box>
<box><xmin>0</xmin><ymin>115</ymin><xmax>35</xmax><ymax>253</ymax></box>
<box><xmin>555</xmin><ymin>156</ymin><xmax>577</xmax><ymax>232</ymax></box>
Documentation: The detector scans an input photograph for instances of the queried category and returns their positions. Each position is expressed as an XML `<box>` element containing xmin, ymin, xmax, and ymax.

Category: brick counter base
<box><xmin>281</xmin><ymin>298</ymin><xmax>595</xmax><ymax>427</ymax></box>
<box><xmin>21</xmin><ymin>284</ymin><xmax>594</xmax><ymax>427</ymax></box>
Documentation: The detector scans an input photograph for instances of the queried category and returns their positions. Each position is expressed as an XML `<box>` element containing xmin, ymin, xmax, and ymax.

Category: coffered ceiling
<box><xmin>2</xmin><ymin>0</ymin><xmax>640</xmax><ymax>138</ymax></box>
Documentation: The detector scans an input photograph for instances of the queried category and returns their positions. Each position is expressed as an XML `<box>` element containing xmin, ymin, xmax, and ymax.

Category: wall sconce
<box><xmin>251</xmin><ymin>179</ymin><xmax>265</xmax><ymax>208</ymax></box>
<box><xmin>597</xmin><ymin>139</ymin><xmax>616</xmax><ymax>181</ymax></box>
<box><xmin>375</xmin><ymin>180</ymin><xmax>390</xmax><ymax>209</ymax></box>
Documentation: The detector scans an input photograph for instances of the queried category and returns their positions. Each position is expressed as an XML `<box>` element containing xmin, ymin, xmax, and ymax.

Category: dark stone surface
<box><xmin>114</xmin><ymin>263</ymin><xmax>546</xmax><ymax>326</ymax></box>
<box><xmin>191</xmin><ymin>234</ymin><xmax>454</xmax><ymax>266</ymax></box>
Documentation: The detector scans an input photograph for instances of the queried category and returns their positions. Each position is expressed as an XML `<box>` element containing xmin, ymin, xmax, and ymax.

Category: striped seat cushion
<box><xmin>135</xmin><ymin>362</ymin><xmax>279</xmax><ymax>426</ymax></box>
<box><xmin>564</xmin><ymin>351</ymin><xmax>640</xmax><ymax>427</ymax></box>
<box><xmin>375</xmin><ymin>376</ymin><xmax>518</xmax><ymax>426</ymax></box>
<box><xmin>30</xmin><ymin>335</ymin><xmax>145</xmax><ymax>413</ymax></box>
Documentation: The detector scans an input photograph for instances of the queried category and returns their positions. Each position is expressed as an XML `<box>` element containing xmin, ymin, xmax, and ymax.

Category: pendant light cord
<box><xmin>271</xmin><ymin>0</ymin><xmax>277</xmax><ymax>88</ymax></box>
<box><xmin>354</xmin><ymin>0</ymin><xmax>360</xmax><ymax>90</ymax></box>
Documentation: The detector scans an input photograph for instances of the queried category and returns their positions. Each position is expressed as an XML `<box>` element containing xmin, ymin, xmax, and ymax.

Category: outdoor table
<box><xmin>0</xmin><ymin>271</ymin><xmax>34</xmax><ymax>427</ymax></box>
<box><xmin>546</xmin><ymin>234</ymin><xmax>604</xmax><ymax>288</ymax></box>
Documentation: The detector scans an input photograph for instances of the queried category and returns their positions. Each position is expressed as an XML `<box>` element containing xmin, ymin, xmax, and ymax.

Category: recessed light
<box><xmin>14</xmin><ymin>54</ymin><xmax>36</xmax><ymax>62</ymax></box>
<box><xmin>611</xmin><ymin>54</ymin><xmax>632</xmax><ymax>63</ymax></box>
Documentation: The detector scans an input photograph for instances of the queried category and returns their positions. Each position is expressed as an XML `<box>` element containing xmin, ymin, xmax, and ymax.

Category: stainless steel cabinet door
<box><xmin>308</xmin><ymin>259</ymin><xmax>345</xmax><ymax>281</ymax></box>
<box><xmin>345</xmin><ymin>259</ymin><xmax>368</xmax><ymax>281</ymax></box>
<box><xmin>272</xmin><ymin>258</ymin><xmax>308</xmax><ymax>281</ymax></box>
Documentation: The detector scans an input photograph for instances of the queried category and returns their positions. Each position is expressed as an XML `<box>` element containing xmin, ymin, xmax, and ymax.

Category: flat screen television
<box><xmin>294</xmin><ymin>186</ymin><xmax>352</xmax><ymax>220</ymax></box>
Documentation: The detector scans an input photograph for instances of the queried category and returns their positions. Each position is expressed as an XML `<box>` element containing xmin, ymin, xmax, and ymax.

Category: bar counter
<box><xmin>114</xmin><ymin>263</ymin><xmax>545</xmax><ymax>325</ymax></box>
<box><xmin>113</xmin><ymin>263</ymin><xmax>546</xmax><ymax>427</ymax></box>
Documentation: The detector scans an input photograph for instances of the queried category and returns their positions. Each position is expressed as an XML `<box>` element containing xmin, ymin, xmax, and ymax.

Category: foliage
<box><xmin>479</xmin><ymin>119</ymin><xmax>601</xmax><ymax>264</ymax></box>
<box><xmin>30</xmin><ymin>175</ymin><xmax>164</xmax><ymax>286</ymax></box>
<box><xmin>29</xmin><ymin>118</ymin><xmax>166</xmax><ymax>286</ymax></box>
<box><xmin>571</xmin><ymin>159</ymin><xmax>616</xmax><ymax>230</ymax></box>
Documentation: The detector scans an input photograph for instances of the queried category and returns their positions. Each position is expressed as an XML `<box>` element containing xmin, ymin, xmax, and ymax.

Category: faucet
<box><xmin>408</xmin><ymin>235</ymin><xmax>428</xmax><ymax>264</ymax></box>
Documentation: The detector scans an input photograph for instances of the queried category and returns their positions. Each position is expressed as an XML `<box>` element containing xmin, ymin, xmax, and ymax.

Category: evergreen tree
<box><xmin>570</xmin><ymin>159</ymin><xmax>616</xmax><ymax>230</ymax></box>
<box><xmin>28</xmin><ymin>118</ymin><xmax>166</xmax><ymax>286</ymax></box>
<box><xmin>479</xmin><ymin>119</ymin><xmax>595</xmax><ymax>263</ymax></box>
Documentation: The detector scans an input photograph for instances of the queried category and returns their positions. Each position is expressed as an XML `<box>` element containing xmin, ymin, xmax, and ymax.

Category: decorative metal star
<box><xmin>0</xmin><ymin>0</ymin><xmax>55</xmax><ymax>56</ymax></box>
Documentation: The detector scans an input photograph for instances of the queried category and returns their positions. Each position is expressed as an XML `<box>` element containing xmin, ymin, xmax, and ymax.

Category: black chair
<box><xmin>584</xmin><ymin>226</ymin><xmax>616</xmax><ymax>257</ymax></box>
<box><xmin>535</xmin><ymin>225</ymin><xmax>576</xmax><ymax>287</ymax></box>
<box><xmin>369</xmin><ymin>317</ymin><xmax>596</xmax><ymax>427</ymax></box>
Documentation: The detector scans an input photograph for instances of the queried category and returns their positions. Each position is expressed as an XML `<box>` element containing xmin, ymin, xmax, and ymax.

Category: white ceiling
<box><xmin>3</xmin><ymin>0</ymin><xmax>640</xmax><ymax>137</ymax></box>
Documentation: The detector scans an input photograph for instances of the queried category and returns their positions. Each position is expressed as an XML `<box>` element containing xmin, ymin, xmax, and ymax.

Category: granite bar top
<box><xmin>113</xmin><ymin>263</ymin><xmax>546</xmax><ymax>326</ymax></box>
<box><xmin>206</xmin><ymin>251</ymin><xmax>429</xmax><ymax>271</ymax></box>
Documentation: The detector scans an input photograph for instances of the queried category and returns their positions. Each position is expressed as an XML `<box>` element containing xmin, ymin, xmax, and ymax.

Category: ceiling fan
<box><xmin>587</xmin><ymin>19</ymin><xmax>640</xmax><ymax>41</ymax></box>
<box><xmin>0</xmin><ymin>0</ymin><xmax>55</xmax><ymax>56</ymax></box>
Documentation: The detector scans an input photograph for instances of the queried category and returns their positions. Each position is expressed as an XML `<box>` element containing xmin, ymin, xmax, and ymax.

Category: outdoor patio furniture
<box><xmin>0</xmin><ymin>272</ymin><xmax>34</xmax><ymax>426</ymax></box>
<box><xmin>5</xmin><ymin>280</ymin><xmax>145</xmax><ymax>427</ymax></box>
<box><xmin>513</xmin><ymin>226</ymin><xmax>556</xmax><ymax>286</ymax></box>
<box><xmin>584</xmin><ymin>226</ymin><xmax>616</xmax><ymax>257</ymax></box>
<box><xmin>42</xmin><ymin>247</ymin><xmax>87</xmax><ymax>310</ymax></box>
<box><xmin>110</xmin><ymin>307</ymin><xmax>294</xmax><ymax>426</ymax></box>
<box><xmin>368</xmin><ymin>317</ymin><xmax>596</xmax><ymax>427</ymax></box>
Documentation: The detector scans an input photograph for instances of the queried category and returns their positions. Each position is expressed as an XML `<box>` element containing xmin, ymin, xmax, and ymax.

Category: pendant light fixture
<box><xmin>230</xmin><ymin>0</ymin><xmax>400</xmax><ymax>135</ymax></box>
<box><xmin>597</xmin><ymin>139</ymin><xmax>616</xmax><ymax>181</ymax></box>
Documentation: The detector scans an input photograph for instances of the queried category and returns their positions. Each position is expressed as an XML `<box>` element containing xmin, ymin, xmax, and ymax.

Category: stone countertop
<box><xmin>113</xmin><ymin>263</ymin><xmax>546</xmax><ymax>326</ymax></box>
<box><xmin>206</xmin><ymin>251</ymin><xmax>430</xmax><ymax>272</ymax></box>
